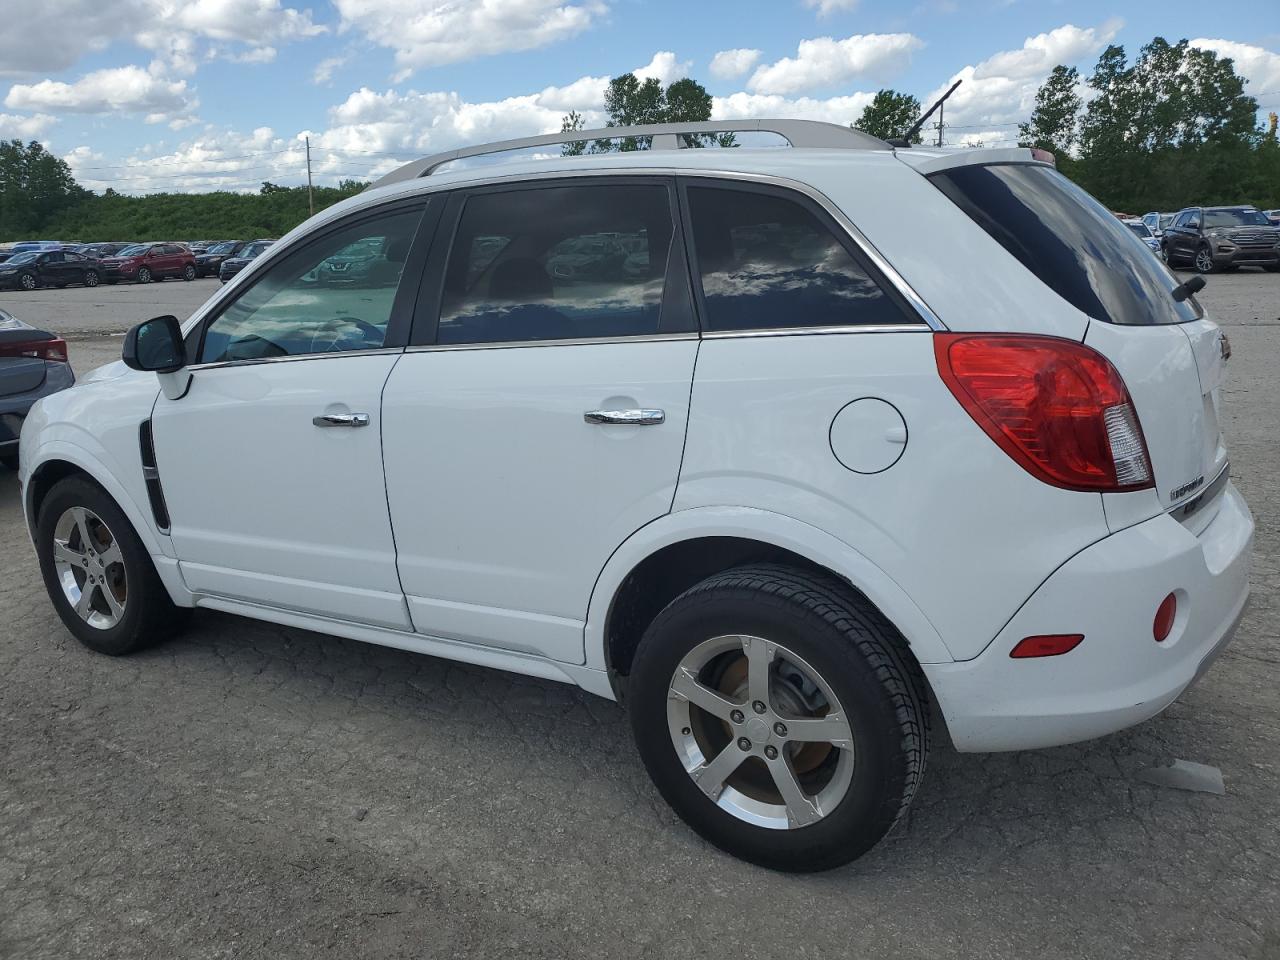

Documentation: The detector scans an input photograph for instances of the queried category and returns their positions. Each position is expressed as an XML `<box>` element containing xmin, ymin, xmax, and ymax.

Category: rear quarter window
<box><xmin>929</xmin><ymin>163</ymin><xmax>1201</xmax><ymax>326</ymax></box>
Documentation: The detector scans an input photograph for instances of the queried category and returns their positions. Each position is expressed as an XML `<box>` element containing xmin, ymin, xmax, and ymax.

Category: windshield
<box><xmin>929</xmin><ymin>163</ymin><xmax>1200</xmax><ymax>326</ymax></box>
<box><xmin>118</xmin><ymin>244</ymin><xmax>150</xmax><ymax>256</ymax></box>
<box><xmin>207</xmin><ymin>242</ymin><xmax>237</xmax><ymax>255</ymax></box>
<box><xmin>1204</xmin><ymin>209</ymin><xmax>1269</xmax><ymax>228</ymax></box>
<box><xmin>5</xmin><ymin>253</ymin><xmax>37</xmax><ymax>264</ymax></box>
<box><xmin>1159</xmin><ymin>214</ymin><xmax>1175</xmax><ymax>229</ymax></box>
<box><xmin>243</xmin><ymin>242</ymin><xmax>272</xmax><ymax>258</ymax></box>
<box><xmin>1126</xmin><ymin>223</ymin><xmax>1152</xmax><ymax>239</ymax></box>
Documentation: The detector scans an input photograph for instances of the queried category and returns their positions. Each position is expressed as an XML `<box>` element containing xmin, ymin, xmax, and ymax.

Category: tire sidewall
<box><xmin>629</xmin><ymin>585</ymin><xmax>912</xmax><ymax>870</ymax></box>
<box><xmin>35</xmin><ymin>478</ymin><xmax>158</xmax><ymax>656</ymax></box>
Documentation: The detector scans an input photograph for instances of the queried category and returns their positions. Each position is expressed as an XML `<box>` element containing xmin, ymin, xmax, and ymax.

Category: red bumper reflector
<box><xmin>1154</xmin><ymin>593</ymin><xmax>1177</xmax><ymax>642</ymax></box>
<box><xmin>1010</xmin><ymin>634</ymin><xmax>1084</xmax><ymax>658</ymax></box>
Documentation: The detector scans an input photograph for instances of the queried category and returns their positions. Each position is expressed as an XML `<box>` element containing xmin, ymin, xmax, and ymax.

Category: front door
<box><xmin>150</xmin><ymin>201</ymin><xmax>430</xmax><ymax>628</ymax></box>
<box><xmin>382</xmin><ymin>179</ymin><xmax>698</xmax><ymax>663</ymax></box>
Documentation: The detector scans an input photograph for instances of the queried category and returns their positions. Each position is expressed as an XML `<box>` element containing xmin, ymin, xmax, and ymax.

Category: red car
<box><xmin>99</xmin><ymin>243</ymin><xmax>198</xmax><ymax>284</ymax></box>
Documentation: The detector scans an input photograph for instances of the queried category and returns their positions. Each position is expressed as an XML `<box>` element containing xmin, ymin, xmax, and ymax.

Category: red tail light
<box><xmin>0</xmin><ymin>337</ymin><xmax>67</xmax><ymax>363</ymax></box>
<box><xmin>934</xmin><ymin>333</ymin><xmax>1154</xmax><ymax>492</ymax></box>
<box><xmin>1010</xmin><ymin>634</ymin><xmax>1084</xmax><ymax>658</ymax></box>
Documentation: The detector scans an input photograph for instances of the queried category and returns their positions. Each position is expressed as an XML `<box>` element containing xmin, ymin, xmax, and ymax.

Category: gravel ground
<box><xmin>1</xmin><ymin>270</ymin><xmax>1277</xmax><ymax>960</ymax></box>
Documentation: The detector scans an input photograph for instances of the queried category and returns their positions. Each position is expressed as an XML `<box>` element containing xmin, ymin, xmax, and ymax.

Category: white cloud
<box><xmin>713</xmin><ymin>90</ymin><xmax>875</xmax><ymax>126</ymax></box>
<box><xmin>332</xmin><ymin>0</ymin><xmax>607</xmax><ymax>77</ymax></box>
<box><xmin>921</xmin><ymin>20</ymin><xmax>1122</xmax><ymax>135</ymax></box>
<box><xmin>314</xmin><ymin>55</ymin><xmax>351</xmax><ymax>85</ymax></box>
<box><xmin>0</xmin><ymin>0</ymin><xmax>322</xmax><ymax>77</ymax></box>
<box><xmin>0</xmin><ymin>112</ymin><xmax>58</xmax><ymax>140</ymax></box>
<box><xmin>802</xmin><ymin>0</ymin><xmax>859</xmax><ymax>15</ymax></box>
<box><xmin>633</xmin><ymin>51</ymin><xmax>691</xmax><ymax>86</ymax></box>
<box><xmin>709</xmin><ymin>48</ymin><xmax>762</xmax><ymax>80</ymax></box>
<box><xmin>1189</xmin><ymin>39</ymin><xmax>1280</xmax><ymax>99</ymax></box>
<box><xmin>748</xmin><ymin>33</ymin><xmax>923</xmax><ymax>95</ymax></box>
<box><xmin>5</xmin><ymin>66</ymin><xmax>195</xmax><ymax>120</ymax></box>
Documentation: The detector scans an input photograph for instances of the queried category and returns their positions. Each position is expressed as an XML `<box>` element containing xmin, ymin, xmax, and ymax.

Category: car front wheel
<box><xmin>35</xmin><ymin>477</ymin><xmax>188</xmax><ymax>655</ymax></box>
<box><xmin>19</xmin><ymin>272</ymin><xmax>37</xmax><ymax>290</ymax></box>
<box><xmin>84</xmin><ymin>270</ymin><xmax>99</xmax><ymax>287</ymax></box>
<box><xmin>182</xmin><ymin>264</ymin><xmax>196</xmax><ymax>281</ymax></box>
<box><xmin>1194</xmin><ymin>245</ymin><xmax>1218</xmax><ymax>274</ymax></box>
<box><xmin>629</xmin><ymin>564</ymin><xmax>930</xmax><ymax>872</ymax></box>
<box><xmin>137</xmin><ymin>266</ymin><xmax>152</xmax><ymax>283</ymax></box>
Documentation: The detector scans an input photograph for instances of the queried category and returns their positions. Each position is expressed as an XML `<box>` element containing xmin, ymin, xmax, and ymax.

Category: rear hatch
<box><xmin>923</xmin><ymin>157</ymin><xmax>1224</xmax><ymax>519</ymax></box>
<box><xmin>0</xmin><ymin>319</ymin><xmax>51</xmax><ymax>398</ymax></box>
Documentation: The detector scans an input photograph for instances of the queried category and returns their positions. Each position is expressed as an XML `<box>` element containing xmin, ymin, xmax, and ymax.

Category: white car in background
<box><xmin>1124</xmin><ymin>218</ymin><xmax>1165</xmax><ymax>258</ymax></box>
<box><xmin>17</xmin><ymin>120</ymin><xmax>1253</xmax><ymax>872</ymax></box>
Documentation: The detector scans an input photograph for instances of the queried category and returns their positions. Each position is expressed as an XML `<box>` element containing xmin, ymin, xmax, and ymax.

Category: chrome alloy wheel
<box><xmin>1195</xmin><ymin>247</ymin><xmax>1215</xmax><ymax>273</ymax></box>
<box><xmin>667</xmin><ymin>634</ymin><xmax>854</xmax><ymax>830</ymax></box>
<box><xmin>52</xmin><ymin>506</ymin><xmax>127</xmax><ymax>630</ymax></box>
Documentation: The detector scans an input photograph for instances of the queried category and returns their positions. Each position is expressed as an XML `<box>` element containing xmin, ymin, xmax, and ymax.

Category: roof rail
<box><xmin>371</xmin><ymin>119</ymin><xmax>890</xmax><ymax>188</ymax></box>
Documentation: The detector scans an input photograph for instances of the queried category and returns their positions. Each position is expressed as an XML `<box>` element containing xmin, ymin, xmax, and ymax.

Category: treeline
<box><xmin>0</xmin><ymin>146</ymin><xmax>366</xmax><ymax>242</ymax></box>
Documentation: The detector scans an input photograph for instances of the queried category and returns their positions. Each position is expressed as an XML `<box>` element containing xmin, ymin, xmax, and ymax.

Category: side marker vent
<box><xmin>139</xmin><ymin>419</ymin><xmax>171</xmax><ymax>532</ymax></box>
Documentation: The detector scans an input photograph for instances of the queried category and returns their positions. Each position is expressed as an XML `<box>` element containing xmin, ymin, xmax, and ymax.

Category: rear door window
<box><xmin>684</xmin><ymin>183</ymin><xmax>913</xmax><ymax>332</ymax></box>
<box><xmin>929</xmin><ymin>163</ymin><xmax>1201</xmax><ymax>325</ymax></box>
<box><xmin>437</xmin><ymin>182</ymin><xmax>675</xmax><ymax>345</ymax></box>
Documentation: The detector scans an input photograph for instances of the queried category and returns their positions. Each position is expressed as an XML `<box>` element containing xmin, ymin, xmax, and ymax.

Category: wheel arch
<box><xmin>586</xmin><ymin>507</ymin><xmax>955</xmax><ymax>699</ymax></box>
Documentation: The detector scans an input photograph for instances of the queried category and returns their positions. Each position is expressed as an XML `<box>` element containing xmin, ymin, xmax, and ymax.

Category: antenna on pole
<box><xmin>305</xmin><ymin>135</ymin><xmax>315</xmax><ymax>217</ymax></box>
<box><xmin>890</xmin><ymin>79</ymin><xmax>962</xmax><ymax>148</ymax></box>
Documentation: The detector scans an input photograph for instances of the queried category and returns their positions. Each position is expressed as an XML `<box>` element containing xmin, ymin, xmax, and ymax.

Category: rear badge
<box><xmin>1170</xmin><ymin>475</ymin><xmax>1205</xmax><ymax>502</ymax></box>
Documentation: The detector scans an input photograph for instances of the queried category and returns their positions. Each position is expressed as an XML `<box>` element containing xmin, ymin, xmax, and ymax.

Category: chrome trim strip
<box><xmin>405</xmin><ymin>332</ymin><xmax>699</xmax><ymax>353</ymax></box>
<box><xmin>1170</xmin><ymin>462</ymin><xmax>1230</xmax><ymax>524</ymax></box>
<box><xmin>186</xmin><ymin>346</ymin><xmax>405</xmax><ymax>372</ymax></box>
<box><xmin>702</xmin><ymin>323</ymin><xmax>930</xmax><ymax>338</ymax></box>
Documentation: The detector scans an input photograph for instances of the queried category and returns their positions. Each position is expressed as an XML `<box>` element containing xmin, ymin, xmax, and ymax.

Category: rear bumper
<box><xmin>925</xmin><ymin>482</ymin><xmax>1253</xmax><ymax>752</ymax></box>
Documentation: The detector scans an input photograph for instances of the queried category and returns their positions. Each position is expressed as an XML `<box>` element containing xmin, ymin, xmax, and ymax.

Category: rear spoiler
<box><xmin>893</xmin><ymin>146</ymin><xmax>1055</xmax><ymax>175</ymax></box>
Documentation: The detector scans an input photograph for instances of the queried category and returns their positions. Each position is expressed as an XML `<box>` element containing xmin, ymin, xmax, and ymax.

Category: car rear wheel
<box><xmin>182</xmin><ymin>264</ymin><xmax>196</xmax><ymax>281</ymax></box>
<box><xmin>35</xmin><ymin>477</ymin><xmax>189</xmax><ymax>656</ymax></box>
<box><xmin>19</xmin><ymin>272</ymin><xmax>37</xmax><ymax>290</ymax></box>
<box><xmin>84</xmin><ymin>270</ymin><xmax>99</xmax><ymax>287</ymax></box>
<box><xmin>629</xmin><ymin>564</ymin><xmax>930</xmax><ymax>872</ymax></box>
<box><xmin>1194</xmin><ymin>245</ymin><xmax>1218</xmax><ymax>274</ymax></box>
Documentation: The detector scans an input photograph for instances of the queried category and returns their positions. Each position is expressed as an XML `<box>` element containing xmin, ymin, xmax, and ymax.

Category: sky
<box><xmin>1</xmin><ymin>0</ymin><xmax>1278</xmax><ymax>194</ymax></box>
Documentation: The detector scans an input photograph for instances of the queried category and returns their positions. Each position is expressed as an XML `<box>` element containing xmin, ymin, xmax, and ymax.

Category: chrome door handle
<box><xmin>584</xmin><ymin>408</ymin><xmax>665</xmax><ymax>426</ymax></box>
<box><xmin>312</xmin><ymin>412</ymin><xmax>370</xmax><ymax>428</ymax></box>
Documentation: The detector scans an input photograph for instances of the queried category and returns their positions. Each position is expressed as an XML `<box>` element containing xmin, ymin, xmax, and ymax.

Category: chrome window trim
<box><xmin>186</xmin><ymin>346</ymin><xmax>405</xmax><ymax>372</ymax></box>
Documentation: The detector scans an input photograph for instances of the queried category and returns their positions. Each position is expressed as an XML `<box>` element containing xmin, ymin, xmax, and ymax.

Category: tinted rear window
<box><xmin>929</xmin><ymin>163</ymin><xmax>1201</xmax><ymax>326</ymax></box>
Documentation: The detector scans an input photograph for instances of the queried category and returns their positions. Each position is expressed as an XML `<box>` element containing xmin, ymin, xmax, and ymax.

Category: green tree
<box><xmin>560</xmin><ymin>73</ymin><xmax>731</xmax><ymax>155</ymax></box>
<box><xmin>0</xmin><ymin>140</ymin><xmax>87</xmax><ymax>238</ymax></box>
<box><xmin>1018</xmin><ymin>66</ymin><xmax>1081</xmax><ymax>154</ymax></box>
<box><xmin>854</xmin><ymin>89</ymin><xmax>922</xmax><ymax>143</ymax></box>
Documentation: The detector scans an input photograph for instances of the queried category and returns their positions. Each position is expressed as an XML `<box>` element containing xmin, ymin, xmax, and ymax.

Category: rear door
<box><xmin>926</xmin><ymin>162</ymin><xmax>1221</xmax><ymax>522</ymax></box>
<box><xmin>381</xmin><ymin>177</ymin><xmax>698</xmax><ymax>663</ymax></box>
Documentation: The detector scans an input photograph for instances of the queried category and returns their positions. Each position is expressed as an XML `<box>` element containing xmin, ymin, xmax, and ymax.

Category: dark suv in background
<box><xmin>1162</xmin><ymin>206</ymin><xmax>1280</xmax><ymax>273</ymax></box>
<box><xmin>0</xmin><ymin>250</ymin><xmax>103</xmax><ymax>290</ymax></box>
<box><xmin>195</xmin><ymin>240</ymin><xmax>249</xmax><ymax>277</ymax></box>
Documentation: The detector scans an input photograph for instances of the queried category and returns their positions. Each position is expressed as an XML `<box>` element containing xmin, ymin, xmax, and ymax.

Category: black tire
<box><xmin>629</xmin><ymin>564</ymin><xmax>930</xmax><ymax>872</ymax></box>
<box><xmin>137</xmin><ymin>266</ymin><xmax>152</xmax><ymax>284</ymax></box>
<box><xmin>0</xmin><ymin>451</ymin><xmax>17</xmax><ymax>471</ymax></box>
<box><xmin>35</xmin><ymin>476</ymin><xmax>188</xmax><ymax>656</ymax></box>
<box><xmin>19</xmin><ymin>272</ymin><xmax>37</xmax><ymax>290</ymax></box>
<box><xmin>182</xmin><ymin>263</ymin><xmax>196</xmax><ymax>281</ymax></box>
<box><xmin>84</xmin><ymin>270</ymin><xmax>99</xmax><ymax>287</ymax></box>
<box><xmin>1194</xmin><ymin>245</ymin><xmax>1219</xmax><ymax>274</ymax></box>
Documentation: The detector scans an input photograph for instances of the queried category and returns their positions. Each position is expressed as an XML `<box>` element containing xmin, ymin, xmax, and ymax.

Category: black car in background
<box><xmin>75</xmin><ymin>242</ymin><xmax>133</xmax><ymax>259</ymax></box>
<box><xmin>0</xmin><ymin>250</ymin><xmax>103</xmax><ymax>290</ymax></box>
<box><xmin>0</xmin><ymin>309</ymin><xmax>74</xmax><ymax>471</ymax></box>
<box><xmin>218</xmin><ymin>239</ymin><xmax>274</xmax><ymax>283</ymax></box>
<box><xmin>196</xmin><ymin>240</ymin><xmax>249</xmax><ymax>277</ymax></box>
<box><xmin>1163</xmin><ymin>206</ymin><xmax>1280</xmax><ymax>273</ymax></box>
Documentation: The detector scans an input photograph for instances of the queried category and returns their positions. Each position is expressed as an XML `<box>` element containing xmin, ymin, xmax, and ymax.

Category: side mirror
<box><xmin>123</xmin><ymin>315</ymin><xmax>186</xmax><ymax>373</ymax></box>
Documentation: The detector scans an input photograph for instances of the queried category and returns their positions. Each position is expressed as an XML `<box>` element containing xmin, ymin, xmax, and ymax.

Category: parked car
<box><xmin>195</xmin><ymin>240</ymin><xmax>249</xmax><ymax>277</ymax></box>
<box><xmin>0</xmin><ymin>250</ymin><xmax>104</xmax><ymax>290</ymax></box>
<box><xmin>1123</xmin><ymin>219</ymin><xmax>1164</xmax><ymax>258</ymax></box>
<box><xmin>1141</xmin><ymin>211</ymin><xmax>1175</xmax><ymax>238</ymax></box>
<box><xmin>17</xmin><ymin>119</ymin><xmax>1253</xmax><ymax>872</ymax></box>
<box><xmin>218</xmin><ymin>239</ymin><xmax>273</xmax><ymax>282</ymax></box>
<box><xmin>76</xmin><ymin>242</ymin><xmax>133</xmax><ymax>259</ymax></box>
<box><xmin>1264</xmin><ymin>209</ymin><xmax>1280</xmax><ymax>227</ymax></box>
<box><xmin>9</xmin><ymin>241</ymin><xmax>65</xmax><ymax>255</ymax></box>
<box><xmin>98</xmin><ymin>243</ymin><xmax>198</xmax><ymax>284</ymax></box>
<box><xmin>1162</xmin><ymin>205</ymin><xmax>1280</xmax><ymax>272</ymax></box>
<box><xmin>0</xmin><ymin>310</ymin><xmax>73</xmax><ymax>470</ymax></box>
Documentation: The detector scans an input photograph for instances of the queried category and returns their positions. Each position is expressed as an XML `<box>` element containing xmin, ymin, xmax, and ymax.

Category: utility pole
<box><xmin>936</xmin><ymin>100</ymin><xmax>944</xmax><ymax>148</ymax></box>
<box><xmin>305</xmin><ymin>135</ymin><xmax>315</xmax><ymax>217</ymax></box>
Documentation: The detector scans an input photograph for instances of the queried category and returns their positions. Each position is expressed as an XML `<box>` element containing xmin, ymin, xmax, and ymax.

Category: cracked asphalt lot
<box><xmin>2</xmin><ymin>273</ymin><xmax>1278</xmax><ymax>959</ymax></box>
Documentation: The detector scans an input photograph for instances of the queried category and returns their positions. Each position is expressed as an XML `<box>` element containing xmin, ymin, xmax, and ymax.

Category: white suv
<box><xmin>18</xmin><ymin>120</ymin><xmax>1253</xmax><ymax>871</ymax></box>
